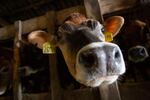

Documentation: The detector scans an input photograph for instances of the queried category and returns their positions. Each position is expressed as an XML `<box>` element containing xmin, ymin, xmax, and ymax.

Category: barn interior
<box><xmin>0</xmin><ymin>0</ymin><xmax>150</xmax><ymax>100</ymax></box>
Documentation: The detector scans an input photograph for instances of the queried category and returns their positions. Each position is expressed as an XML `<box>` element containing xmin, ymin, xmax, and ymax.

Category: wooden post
<box><xmin>99</xmin><ymin>82</ymin><xmax>121</xmax><ymax>100</ymax></box>
<box><xmin>84</xmin><ymin>0</ymin><xmax>104</xmax><ymax>23</ymax></box>
<box><xmin>46</xmin><ymin>11</ymin><xmax>62</xmax><ymax>100</ymax></box>
<box><xmin>13</xmin><ymin>21</ymin><xmax>22</xmax><ymax>100</ymax></box>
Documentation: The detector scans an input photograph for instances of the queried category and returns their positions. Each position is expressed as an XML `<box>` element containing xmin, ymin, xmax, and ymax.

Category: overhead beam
<box><xmin>0</xmin><ymin>6</ymin><xmax>84</xmax><ymax>40</ymax></box>
<box><xmin>0</xmin><ymin>15</ymin><xmax>47</xmax><ymax>40</ymax></box>
<box><xmin>0</xmin><ymin>0</ymin><xmax>138</xmax><ymax>40</ymax></box>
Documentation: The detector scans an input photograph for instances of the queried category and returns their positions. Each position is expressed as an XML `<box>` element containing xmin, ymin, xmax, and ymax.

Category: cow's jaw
<box><xmin>75</xmin><ymin>42</ymin><xmax>125</xmax><ymax>87</ymax></box>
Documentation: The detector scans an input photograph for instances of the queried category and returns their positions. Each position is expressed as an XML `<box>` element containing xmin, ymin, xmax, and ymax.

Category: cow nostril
<box><xmin>79</xmin><ymin>52</ymin><xmax>96</xmax><ymax>68</ymax></box>
<box><xmin>139</xmin><ymin>48</ymin><xmax>146</xmax><ymax>56</ymax></box>
<box><xmin>115</xmin><ymin>51</ymin><xmax>120</xmax><ymax>59</ymax></box>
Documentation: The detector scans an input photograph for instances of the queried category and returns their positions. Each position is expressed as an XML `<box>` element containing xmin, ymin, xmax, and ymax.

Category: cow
<box><xmin>0</xmin><ymin>47</ymin><xmax>13</xmax><ymax>95</ymax></box>
<box><xmin>116</xmin><ymin>20</ymin><xmax>149</xmax><ymax>63</ymax></box>
<box><xmin>114</xmin><ymin>20</ymin><xmax>150</xmax><ymax>81</ymax></box>
<box><xmin>0</xmin><ymin>43</ymin><xmax>50</xmax><ymax>95</ymax></box>
<box><xmin>28</xmin><ymin>13</ymin><xmax>126</xmax><ymax>87</ymax></box>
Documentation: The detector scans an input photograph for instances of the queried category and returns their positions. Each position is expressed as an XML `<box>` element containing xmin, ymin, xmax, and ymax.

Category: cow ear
<box><xmin>28</xmin><ymin>30</ymin><xmax>57</xmax><ymax>49</ymax></box>
<box><xmin>104</xmin><ymin>16</ymin><xmax>124</xmax><ymax>37</ymax></box>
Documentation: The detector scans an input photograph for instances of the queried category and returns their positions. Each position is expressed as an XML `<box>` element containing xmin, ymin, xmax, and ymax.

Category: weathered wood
<box><xmin>99</xmin><ymin>82</ymin><xmax>121</xmax><ymax>100</ymax></box>
<box><xmin>46</xmin><ymin>11</ymin><xmax>62</xmax><ymax>100</ymax></box>
<box><xmin>13</xmin><ymin>21</ymin><xmax>22</xmax><ymax>100</ymax></box>
<box><xmin>100</xmin><ymin>0</ymin><xmax>137</xmax><ymax>15</ymax></box>
<box><xmin>0</xmin><ymin>15</ymin><xmax>47</xmax><ymax>40</ymax></box>
<box><xmin>0</xmin><ymin>1</ymin><xmax>139</xmax><ymax>40</ymax></box>
<box><xmin>0</xmin><ymin>6</ymin><xmax>85</xmax><ymax>40</ymax></box>
<box><xmin>84</xmin><ymin>0</ymin><xmax>104</xmax><ymax>23</ymax></box>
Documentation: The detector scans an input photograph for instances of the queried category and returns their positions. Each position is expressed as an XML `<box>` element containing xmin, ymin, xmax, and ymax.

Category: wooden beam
<box><xmin>0</xmin><ymin>1</ymin><xmax>139</xmax><ymax>40</ymax></box>
<box><xmin>100</xmin><ymin>0</ymin><xmax>137</xmax><ymax>15</ymax></box>
<box><xmin>84</xmin><ymin>0</ymin><xmax>104</xmax><ymax>23</ymax></box>
<box><xmin>0</xmin><ymin>6</ymin><xmax>85</xmax><ymax>40</ymax></box>
<box><xmin>0</xmin><ymin>15</ymin><xmax>47</xmax><ymax>40</ymax></box>
<box><xmin>46</xmin><ymin>11</ymin><xmax>62</xmax><ymax>100</ymax></box>
<box><xmin>13</xmin><ymin>21</ymin><xmax>22</xmax><ymax>100</ymax></box>
<box><xmin>99</xmin><ymin>82</ymin><xmax>121</xmax><ymax>100</ymax></box>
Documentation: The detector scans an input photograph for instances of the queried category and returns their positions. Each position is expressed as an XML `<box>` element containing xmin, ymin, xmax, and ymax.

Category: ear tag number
<box><xmin>104</xmin><ymin>32</ymin><xmax>113</xmax><ymax>42</ymax></box>
<box><xmin>43</xmin><ymin>42</ymin><xmax>56</xmax><ymax>54</ymax></box>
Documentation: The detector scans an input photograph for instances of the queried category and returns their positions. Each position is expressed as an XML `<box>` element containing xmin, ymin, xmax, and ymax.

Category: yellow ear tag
<box><xmin>104</xmin><ymin>32</ymin><xmax>113</xmax><ymax>42</ymax></box>
<box><xmin>43</xmin><ymin>42</ymin><xmax>56</xmax><ymax>54</ymax></box>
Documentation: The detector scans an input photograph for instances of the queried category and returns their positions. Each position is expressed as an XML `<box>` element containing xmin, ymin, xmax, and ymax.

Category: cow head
<box><xmin>118</xmin><ymin>20</ymin><xmax>149</xmax><ymax>63</ymax></box>
<box><xmin>28</xmin><ymin>13</ymin><xmax>125</xmax><ymax>87</ymax></box>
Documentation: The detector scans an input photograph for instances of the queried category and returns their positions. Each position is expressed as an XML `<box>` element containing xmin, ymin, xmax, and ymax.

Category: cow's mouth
<box><xmin>85</xmin><ymin>75</ymin><xmax>118</xmax><ymax>87</ymax></box>
<box><xmin>76</xmin><ymin>74</ymin><xmax>119</xmax><ymax>87</ymax></box>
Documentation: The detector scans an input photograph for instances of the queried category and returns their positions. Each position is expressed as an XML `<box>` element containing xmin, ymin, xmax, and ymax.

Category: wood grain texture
<box><xmin>13</xmin><ymin>21</ymin><xmax>22</xmax><ymax>100</ymax></box>
<box><xmin>100</xmin><ymin>0</ymin><xmax>137</xmax><ymax>15</ymax></box>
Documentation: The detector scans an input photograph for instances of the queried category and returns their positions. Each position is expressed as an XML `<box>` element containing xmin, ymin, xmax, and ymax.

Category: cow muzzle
<box><xmin>128</xmin><ymin>45</ymin><xmax>149</xmax><ymax>63</ymax></box>
<box><xmin>75</xmin><ymin>42</ymin><xmax>125</xmax><ymax>87</ymax></box>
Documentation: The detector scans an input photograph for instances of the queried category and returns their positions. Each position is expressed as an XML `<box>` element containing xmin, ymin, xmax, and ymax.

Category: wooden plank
<box><xmin>84</xmin><ymin>0</ymin><xmax>104</xmax><ymax>23</ymax></box>
<box><xmin>0</xmin><ymin>2</ymin><xmax>139</xmax><ymax>40</ymax></box>
<box><xmin>0</xmin><ymin>6</ymin><xmax>84</xmax><ymax>40</ymax></box>
<box><xmin>0</xmin><ymin>15</ymin><xmax>47</xmax><ymax>40</ymax></box>
<box><xmin>13</xmin><ymin>21</ymin><xmax>22</xmax><ymax>100</ymax></box>
<box><xmin>100</xmin><ymin>0</ymin><xmax>137</xmax><ymax>15</ymax></box>
<box><xmin>46</xmin><ymin>11</ymin><xmax>62</xmax><ymax>100</ymax></box>
<box><xmin>99</xmin><ymin>82</ymin><xmax>121</xmax><ymax>100</ymax></box>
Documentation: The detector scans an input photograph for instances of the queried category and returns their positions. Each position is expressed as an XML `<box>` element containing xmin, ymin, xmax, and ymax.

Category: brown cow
<box><xmin>114</xmin><ymin>20</ymin><xmax>150</xmax><ymax>81</ymax></box>
<box><xmin>116</xmin><ymin>20</ymin><xmax>149</xmax><ymax>63</ymax></box>
<box><xmin>28</xmin><ymin>13</ymin><xmax>125</xmax><ymax>87</ymax></box>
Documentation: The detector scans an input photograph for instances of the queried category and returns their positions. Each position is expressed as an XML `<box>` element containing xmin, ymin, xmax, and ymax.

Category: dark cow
<box><xmin>0</xmin><ymin>42</ymin><xmax>50</xmax><ymax>95</ymax></box>
<box><xmin>116</xmin><ymin>20</ymin><xmax>149</xmax><ymax>63</ymax></box>
<box><xmin>28</xmin><ymin>13</ymin><xmax>126</xmax><ymax>87</ymax></box>
<box><xmin>115</xmin><ymin>20</ymin><xmax>150</xmax><ymax>81</ymax></box>
<box><xmin>0</xmin><ymin>48</ymin><xmax>12</xmax><ymax>95</ymax></box>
